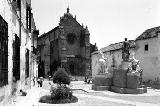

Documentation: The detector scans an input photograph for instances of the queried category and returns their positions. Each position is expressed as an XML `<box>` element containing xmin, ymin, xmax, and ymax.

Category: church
<box><xmin>38</xmin><ymin>8</ymin><xmax>97</xmax><ymax>77</ymax></box>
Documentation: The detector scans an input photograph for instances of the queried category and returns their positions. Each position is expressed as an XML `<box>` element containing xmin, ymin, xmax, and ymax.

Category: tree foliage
<box><xmin>53</xmin><ymin>67</ymin><xmax>70</xmax><ymax>85</ymax></box>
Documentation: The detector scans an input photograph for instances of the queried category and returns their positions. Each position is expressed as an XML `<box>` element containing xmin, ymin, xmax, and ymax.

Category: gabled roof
<box><xmin>38</xmin><ymin>26</ymin><xmax>59</xmax><ymax>39</ymax></box>
<box><xmin>100</xmin><ymin>40</ymin><xmax>135</xmax><ymax>53</ymax></box>
<box><xmin>136</xmin><ymin>26</ymin><xmax>160</xmax><ymax>40</ymax></box>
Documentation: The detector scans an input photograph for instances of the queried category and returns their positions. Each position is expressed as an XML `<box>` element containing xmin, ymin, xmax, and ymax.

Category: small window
<box><xmin>145</xmin><ymin>44</ymin><xmax>148</xmax><ymax>51</ymax></box>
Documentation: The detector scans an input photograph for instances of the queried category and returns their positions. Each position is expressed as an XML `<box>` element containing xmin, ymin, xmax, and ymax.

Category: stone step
<box><xmin>110</xmin><ymin>86</ymin><xmax>147</xmax><ymax>94</ymax></box>
<box><xmin>92</xmin><ymin>85</ymin><xmax>110</xmax><ymax>91</ymax></box>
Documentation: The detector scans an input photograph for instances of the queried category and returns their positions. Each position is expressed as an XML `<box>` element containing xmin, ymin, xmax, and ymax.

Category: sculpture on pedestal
<box><xmin>126</xmin><ymin>52</ymin><xmax>144</xmax><ymax>89</ymax></box>
<box><xmin>92</xmin><ymin>51</ymin><xmax>112</xmax><ymax>91</ymax></box>
<box><xmin>97</xmin><ymin>51</ymin><xmax>109</xmax><ymax>74</ymax></box>
<box><xmin>128</xmin><ymin>52</ymin><xmax>142</xmax><ymax>74</ymax></box>
<box><xmin>122</xmin><ymin>38</ymin><xmax>130</xmax><ymax>61</ymax></box>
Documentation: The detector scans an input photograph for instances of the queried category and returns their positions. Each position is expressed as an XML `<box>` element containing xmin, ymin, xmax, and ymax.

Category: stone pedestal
<box><xmin>94</xmin><ymin>76</ymin><xmax>112</xmax><ymax>86</ymax></box>
<box><xmin>92</xmin><ymin>85</ymin><xmax>110</xmax><ymax>91</ymax></box>
<box><xmin>92</xmin><ymin>60</ymin><xmax>147</xmax><ymax>94</ymax></box>
<box><xmin>111</xmin><ymin>86</ymin><xmax>147</xmax><ymax>94</ymax></box>
<box><xmin>110</xmin><ymin>86</ymin><xmax>125</xmax><ymax>94</ymax></box>
<box><xmin>110</xmin><ymin>61</ymin><xmax>147</xmax><ymax>94</ymax></box>
<box><xmin>113</xmin><ymin>69</ymin><xmax>127</xmax><ymax>88</ymax></box>
<box><xmin>120</xmin><ymin>61</ymin><xmax>130</xmax><ymax>70</ymax></box>
<box><xmin>124</xmin><ymin>87</ymin><xmax>147</xmax><ymax>94</ymax></box>
<box><xmin>127</xmin><ymin>72</ymin><xmax>141</xmax><ymax>89</ymax></box>
<box><xmin>92</xmin><ymin>74</ymin><xmax>112</xmax><ymax>91</ymax></box>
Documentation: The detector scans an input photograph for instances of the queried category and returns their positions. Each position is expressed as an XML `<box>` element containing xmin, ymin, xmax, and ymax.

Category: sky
<box><xmin>31</xmin><ymin>0</ymin><xmax>160</xmax><ymax>49</ymax></box>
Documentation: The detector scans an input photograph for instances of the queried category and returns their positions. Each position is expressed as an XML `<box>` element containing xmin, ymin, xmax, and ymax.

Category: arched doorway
<box><xmin>38</xmin><ymin>61</ymin><xmax>45</xmax><ymax>77</ymax></box>
<box><xmin>69</xmin><ymin>64</ymin><xmax>75</xmax><ymax>75</ymax></box>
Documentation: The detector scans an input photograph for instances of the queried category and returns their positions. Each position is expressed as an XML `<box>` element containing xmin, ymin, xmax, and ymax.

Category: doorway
<box><xmin>69</xmin><ymin>64</ymin><xmax>75</xmax><ymax>75</ymax></box>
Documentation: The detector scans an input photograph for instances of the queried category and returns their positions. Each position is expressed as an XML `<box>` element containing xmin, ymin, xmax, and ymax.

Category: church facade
<box><xmin>38</xmin><ymin>8</ymin><xmax>97</xmax><ymax>77</ymax></box>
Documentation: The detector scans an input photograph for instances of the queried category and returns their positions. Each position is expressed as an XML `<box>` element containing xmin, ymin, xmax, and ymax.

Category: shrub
<box><xmin>51</xmin><ymin>86</ymin><xmax>72</xmax><ymax>100</ymax></box>
<box><xmin>39</xmin><ymin>95</ymin><xmax>78</xmax><ymax>104</ymax></box>
<box><xmin>53</xmin><ymin>67</ymin><xmax>70</xmax><ymax>85</ymax></box>
<box><xmin>41</xmin><ymin>67</ymin><xmax>78</xmax><ymax>104</ymax></box>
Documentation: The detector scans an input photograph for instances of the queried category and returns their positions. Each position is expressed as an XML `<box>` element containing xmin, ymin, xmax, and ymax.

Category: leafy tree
<box><xmin>53</xmin><ymin>67</ymin><xmax>70</xmax><ymax>86</ymax></box>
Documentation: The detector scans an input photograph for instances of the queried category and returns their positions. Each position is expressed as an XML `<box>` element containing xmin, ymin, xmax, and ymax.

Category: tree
<box><xmin>53</xmin><ymin>67</ymin><xmax>70</xmax><ymax>86</ymax></box>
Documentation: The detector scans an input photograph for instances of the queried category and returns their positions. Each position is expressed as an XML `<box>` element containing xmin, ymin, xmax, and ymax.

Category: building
<box><xmin>0</xmin><ymin>0</ymin><xmax>39</xmax><ymax>104</ymax></box>
<box><xmin>135</xmin><ymin>26</ymin><xmax>160</xmax><ymax>81</ymax></box>
<box><xmin>38</xmin><ymin>8</ymin><xmax>97</xmax><ymax>77</ymax></box>
<box><xmin>92</xmin><ymin>26</ymin><xmax>160</xmax><ymax>82</ymax></box>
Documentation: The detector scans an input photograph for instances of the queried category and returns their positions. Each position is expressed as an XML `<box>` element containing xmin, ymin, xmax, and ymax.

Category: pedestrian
<box><xmin>39</xmin><ymin>77</ymin><xmax>43</xmax><ymax>87</ymax></box>
<box><xmin>48</xmin><ymin>75</ymin><xmax>51</xmax><ymax>81</ymax></box>
<box><xmin>19</xmin><ymin>89</ymin><xmax>27</xmax><ymax>96</ymax></box>
<box><xmin>33</xmin><ymin>76</ymin><xmax>36</xmax><ymax>86</ymax></box>
<box><xmin>37</xmin><ymin>78</ymin><xmax>41</xmax><ymax>87</ymax></box>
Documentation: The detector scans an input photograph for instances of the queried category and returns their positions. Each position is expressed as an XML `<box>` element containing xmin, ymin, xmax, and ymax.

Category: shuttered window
<box><xmin>0</xmin><ymin>15</ymin><xmax>8</xmax><ymax>87</ymax></box>
<box><xmin>25</xmin><ymin>49</ymin><xmax>29</xmax><ymax>78</ymax></box>
<box><xmin>13</xmin><ymin>34</ymin><xmax>20</xmax><ymax>81</ymax></box>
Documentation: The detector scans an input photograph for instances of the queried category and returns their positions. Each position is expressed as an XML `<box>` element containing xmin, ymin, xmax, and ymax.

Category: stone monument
<box><xmin>97</xmin><ymin>51</ymin><xmax>109</xmax><ymax>74</ymax></box>
<box><xmin>92</xmin><ymin>50</ymin><xmax>112</xmax><ymax>91</ymax></box>
<box><xmin>120</xmin><ymin>38</ymin><xmax>131</xmax><ymax>70</ymax></box>
<box><xmin>111</xmin><ymin>38</ymin><xmax>147</xmax><ymax>94</ymax></box>
<box><xmin>92</xmin><ymin>38</ymin><xmax>147</xmax><ymax>93</ymax></box>
<box><xmin>122</xmin><ymin>38</ymin><xmax>130</xmax><ymax>62</ymax></box>
<box><xmin>127</xmin><ymin>52</ymin><xmax>143</xmax><ymax>89</ymax></box>
<box><xmin>112</xmin><ymin>38</ymin><xmax>130</xmax><ymax>89</ymax></box>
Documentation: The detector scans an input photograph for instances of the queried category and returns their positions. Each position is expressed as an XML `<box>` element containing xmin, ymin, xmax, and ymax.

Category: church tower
<box><xmin>84</xmin><ymin>26</ymin><xmax>90</xmax><ymax>59</ymax></box>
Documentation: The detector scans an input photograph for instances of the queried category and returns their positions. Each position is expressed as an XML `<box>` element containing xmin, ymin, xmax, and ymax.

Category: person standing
<box><xmin>39</xmin><ymin>77</ymin><xmax>43</xmax><ymax>87</ymax></box>
<box><xmin>37</xmin><ymin>78</ymin><xmax>40</xmax><ymax>87</ymax></box>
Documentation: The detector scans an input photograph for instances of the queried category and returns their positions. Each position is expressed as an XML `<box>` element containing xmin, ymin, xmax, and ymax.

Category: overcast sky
<box><xmin>31</xmin><ymin>0</ymin><xmax>160</xmax><ymax>49</ymax></box>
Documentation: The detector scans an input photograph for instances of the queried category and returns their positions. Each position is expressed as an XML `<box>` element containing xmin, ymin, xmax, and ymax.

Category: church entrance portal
<box><xmin>38</xmin><ymin>61</ymin><xmax>45</xmax><ymax>78</ymax></box>
<box><xmin>69</xmin><ymin>64</ymin><xmax>75</xmax><ymax>75</ymax></box>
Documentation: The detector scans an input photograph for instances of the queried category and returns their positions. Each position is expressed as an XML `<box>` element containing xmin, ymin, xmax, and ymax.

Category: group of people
<box><xmin>19</xmin><ymin>77</ymin><xmax>43</xmax><ymax>96</ymax></box>
<box><xmin>32</xmin><ymin>76</ymin><xmax>44</xmax><ymax>87</ymax></box>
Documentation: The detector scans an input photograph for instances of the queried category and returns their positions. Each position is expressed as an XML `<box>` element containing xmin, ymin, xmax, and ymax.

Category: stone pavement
<box><xmin>71</xmin><ymin>81</ymin><xmax>160</xmax><ymax>105</ymax></box>
<box><xmin>3</xmin><ymin>80</ymin><xmax>160</xmax><ymax>106</ymax></box>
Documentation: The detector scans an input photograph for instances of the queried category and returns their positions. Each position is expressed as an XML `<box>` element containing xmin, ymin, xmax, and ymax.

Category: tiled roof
<box><xmin>136</xmin><ymin>26</ymin><xmax>160</xmax><ymax>40</ymax></box>
<box><xmin>100</xmin><ymin>40</ymin><xmax>135</xmax><ymax>52</ymax></box>
<box><xmin>38</xmin><ymin>26</ymin><xmax>59</xmax><ymax>39</ymax></box>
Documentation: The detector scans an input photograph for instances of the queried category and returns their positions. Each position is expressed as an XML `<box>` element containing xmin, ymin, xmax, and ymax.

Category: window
<box><xmin>67</xmin><ymin>33</ymin><xmax>76</xmax><ymax>44</ymax></box>
<box><xmin>145</xmin><ymin>44</ymin><xmax>148</xmax><ymax>51</ymax></box>
<box><xmin>26</xmin><ymin>6</ymin><xmax>31</xmax><ymax>31</ymax></box>
<box><xmin>13</xmin><ymin>34</ymin><xmax>20</xmax><ymax>81</ymax></box>
<box><xmin>12</xmin><ymin>0</ymin><xmax>21</xmax><ymax>10</ymax></box>
<box><xmin>17</xmin><ymin>0</ymin><xmax>21</xmax><ymax>9</ymax></box>
<box><xmin>0</xmin><ymin>15</ymin><xmax>8</xmax><ymax>87</ymax></box>
<box><xmin>25</xmin><ymin>49</ymin><xmax>29</xmax><ymax>78</ymax></box>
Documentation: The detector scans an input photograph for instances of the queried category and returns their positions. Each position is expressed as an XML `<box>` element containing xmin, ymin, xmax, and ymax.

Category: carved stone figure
<box><xmin>128</xmin><ymin>52</ymin><xmax>141</xmax><ymax>74</ymax></box>
<box><xmin>122</xmin><ymin>38</ymin><xmax>130</xmax><ymax>61</ymax></box>
<box><xmin>98</xmin><ymin>51</ymin><xmax>108</xmax><ymax>74</ymax></box>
